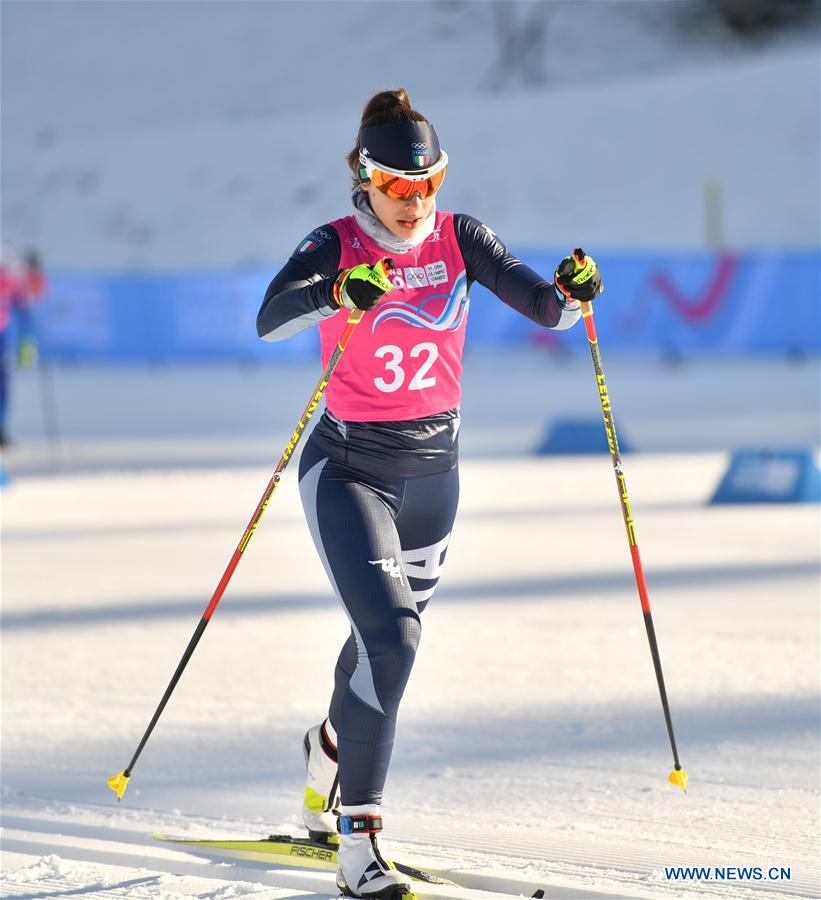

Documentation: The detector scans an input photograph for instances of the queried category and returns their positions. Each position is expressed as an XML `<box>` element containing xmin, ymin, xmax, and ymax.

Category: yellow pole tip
<box><xmin>107</xmin><ymin>770</ymin><xmax>130</xmax><ymax>800</ymax></box>
<box><xmin>668</xmin><ymin>768</ymin><xmax>688</xmax><ymax>792</ymax></box>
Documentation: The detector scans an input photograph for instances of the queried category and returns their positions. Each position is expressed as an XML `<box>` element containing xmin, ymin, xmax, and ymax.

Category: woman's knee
<box><xmin>370</xmin><ymin>610</ymin><xmax>421</xmax><ymax>659</ymax></box>
<box><xmin>364</xmin><ymin>616</ymin><xmax>421</xmax><ymax>705</ymax></box>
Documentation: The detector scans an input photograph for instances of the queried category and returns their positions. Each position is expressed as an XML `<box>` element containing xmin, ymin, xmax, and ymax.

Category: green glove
<box><xmin>333</xmin><ymin>258</ymin><xmax>395</xmax><ymax>311</ymax></box>
<box><xmin>554</xmin><ymin>248</ymin><xmax>603</xmax><ymax>303</ymax></box>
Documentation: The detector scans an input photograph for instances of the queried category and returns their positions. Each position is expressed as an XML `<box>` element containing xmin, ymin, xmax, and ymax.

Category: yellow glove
<box><xmin>333</xmin><ymin>258</ymin><xmax>394</xmax><ymax>310</ymax></box>
<box><xmin>554</xmin><ymin>248</ymin><xmax>603</xmax><ymax>303</ymax></box>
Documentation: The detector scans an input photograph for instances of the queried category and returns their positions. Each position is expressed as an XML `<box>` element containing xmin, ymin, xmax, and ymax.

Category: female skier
<box><xmin>257</xmin><ymin>89</ymin><xmax>602</xmax><ymax>900</ymax></box>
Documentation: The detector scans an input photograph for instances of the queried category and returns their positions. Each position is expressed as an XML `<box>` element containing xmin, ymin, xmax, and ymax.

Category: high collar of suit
<box><xmin>351</xmin><ymin>188</ymin><xmax>436</xmax><ymax>253</ymax></box>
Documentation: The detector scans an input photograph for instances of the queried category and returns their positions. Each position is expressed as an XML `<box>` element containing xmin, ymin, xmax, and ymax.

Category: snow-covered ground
<box><xmin>2</xmin><ymin>3</ymin><xmax>819</xmax><ymax>270</ymax></box>
<box><xmin>2</xmin><ymin>354</ymin><xmax>819</xmax><ymax>899</ymax></box>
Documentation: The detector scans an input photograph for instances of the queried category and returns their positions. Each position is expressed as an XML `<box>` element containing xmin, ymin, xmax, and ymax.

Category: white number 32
<box><xmin>373</xmin><ymin>342</ymin><xmax>439</xmax><ymax>393</ymax></box>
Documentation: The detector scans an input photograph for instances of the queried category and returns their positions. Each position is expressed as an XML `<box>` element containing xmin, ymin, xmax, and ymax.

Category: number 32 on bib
<box><xmin>374</xmin><ymin>343</ymin><xmax>439</xmax><ymax>393</ymax></box>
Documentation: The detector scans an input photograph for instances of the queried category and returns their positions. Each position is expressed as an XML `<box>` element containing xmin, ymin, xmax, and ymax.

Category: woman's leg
<box><xmin>299</xmin><ymin>446</ymin><xmax>459</xmax><ymax>807</ymax></box>
<box><xmin>327</xmin><ymin>462</ymin><xmax>460</xmax><ymax>726</ymax></box>
<box><xmin>299</xmin><ymin>452</ymin><xmax>461</xmax><ymax>895</ymax></box>
<box><xmin>299</xmin><ymin>453</ymin><xmax>415</xmax><ymax>806</ymax></box>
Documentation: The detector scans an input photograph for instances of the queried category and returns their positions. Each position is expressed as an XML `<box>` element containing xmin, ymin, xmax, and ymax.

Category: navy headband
<box><xmin>360</xmin><ymin>121</ymin><xmax>442</xmax><ymax>172</ymax></box>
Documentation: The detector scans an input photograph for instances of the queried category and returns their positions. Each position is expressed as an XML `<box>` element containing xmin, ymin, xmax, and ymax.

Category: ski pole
<box><xmin>561</xmin><ymin>248</ymin><xmax>688</xmax><ymax>792</ymax></box>
<box><xmin>38</xmin><ymin>355</ymin><xmax>62</xmax><ymax>467</ymax></box>
<box><xmin>108</xmin><ymin>260</ymin><xmax>392</xmax><ymax>801</ymax></box>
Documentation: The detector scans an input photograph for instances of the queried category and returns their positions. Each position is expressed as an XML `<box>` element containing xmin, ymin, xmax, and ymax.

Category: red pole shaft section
<box><xmin>119</xmin><ymin>307</ymin><xmax>366</xmax><ymax>782</ymax></box>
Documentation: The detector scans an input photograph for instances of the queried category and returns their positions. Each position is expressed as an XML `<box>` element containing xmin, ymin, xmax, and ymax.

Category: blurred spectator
<box><xmin>485</xmin><ymin>0</ymin><xmax>552</xmax><ymax>89</ymax></box>
<box><xmin>0</xmin><ymin>246</ymin><xmax>47</xmax><ymax>445</ymax></box>
<box><xmin>690</xmin><ymin>0</ymin><xmax>820</xmax><ymax>38</ymax></box>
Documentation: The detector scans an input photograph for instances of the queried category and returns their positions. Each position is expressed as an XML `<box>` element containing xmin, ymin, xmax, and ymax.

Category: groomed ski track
<box><xmin>1</xmin><ymin>803</ymin><xmax>815</xmax><ymax>900</ymax></box>
<box><xmin>1</xmin><ymin>811</ymin><xmax>637</xmax><ymax>900</ymax></box>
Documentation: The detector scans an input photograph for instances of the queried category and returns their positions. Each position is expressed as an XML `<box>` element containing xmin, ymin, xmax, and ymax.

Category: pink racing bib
<box><xmin>319</xmin><ymin>212</ymin><xmax>469</xmax><ymax>422</ymax></box>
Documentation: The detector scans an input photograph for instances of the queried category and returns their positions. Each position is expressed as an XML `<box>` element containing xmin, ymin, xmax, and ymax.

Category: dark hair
<box><xmin>347</xmin><ymin>89</ymin><xmax>429</xmax><ymax>184</ymax></box>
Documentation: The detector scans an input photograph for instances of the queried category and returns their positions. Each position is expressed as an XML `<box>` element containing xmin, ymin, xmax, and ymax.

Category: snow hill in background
<box><xmin>2</xmin><ymin>1</ymin><xmax>819</xmax><ymax>272</ymax></box>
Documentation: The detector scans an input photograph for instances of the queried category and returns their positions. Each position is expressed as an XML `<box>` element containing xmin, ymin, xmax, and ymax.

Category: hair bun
<box><xmin>388</xmin><ymin>89</ymin><xmax>409</xmax><ymax>107</ymax></box>
<box><xmin>372</xmin><ymin>89</ymin><xmax>410</xmax><ymax>113</ymax></box>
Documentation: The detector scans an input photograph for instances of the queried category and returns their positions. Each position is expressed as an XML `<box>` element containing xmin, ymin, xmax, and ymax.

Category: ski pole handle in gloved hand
<box><xmin>554</xmin><ymin>248</ymin><xmax>603</xmax><ymax>304</ymax></box>
<box><xmin>333</xmin><ymin>257</ymin><xmax>395</xmax><ymax>310</ymax></box>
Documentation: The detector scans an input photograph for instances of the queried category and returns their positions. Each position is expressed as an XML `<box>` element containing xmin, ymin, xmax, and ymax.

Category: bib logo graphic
<box><xmin>388</xmin><ymin>261</ymin><xmax>446</xmax><ymax>290</ymax></box>
<box><xmin>369</xmin><ymin>557</ymin><xmax>403</xmax><ymax>580</ymax></box>
<box><xmin>346</xmin><ymin>235</ymin><xmax>362</xmax><ymax>249</ymax></box>
<box><xmin>425</xmin><ymin>261</ymin><xmax>447</xmax><ymax>285</ymax></box>
<box><xmin>404</xmin><ymin>266</ymin><xmax>429</xmax><ymax>288</ymax></box>
<box><xmin>373</xmin><ymin>270</ymin><xmax>469</xmax><ymax>333</ymax></box>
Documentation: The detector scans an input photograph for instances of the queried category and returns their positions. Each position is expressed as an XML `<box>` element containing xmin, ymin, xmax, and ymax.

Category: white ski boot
<box><xmin>336</xmin><ymin>806</ymin><xmax>410</xmax><ymax>900</ymax></box>
<box><xmin>302</xmin><ymin>720</ymin><xmax>340</xmax><ymax>841</ymax></box>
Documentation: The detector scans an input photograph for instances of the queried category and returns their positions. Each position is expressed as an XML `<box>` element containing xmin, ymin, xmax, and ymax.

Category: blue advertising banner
<box><xmin>466</xmin><ymin>250</ymin><xmax>819</xmax><ymax>356</ymax></box>
<box><xmin>29</xmin><ymin>251</ymin><xmax>820</xmax><ymax>361</ymax></box>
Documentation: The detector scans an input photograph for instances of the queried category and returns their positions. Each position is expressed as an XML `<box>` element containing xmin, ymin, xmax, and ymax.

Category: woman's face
<box><xmin>364</xmin><ymin>183</ymin><xmax>435</xmax><ymax>240</ymax></box>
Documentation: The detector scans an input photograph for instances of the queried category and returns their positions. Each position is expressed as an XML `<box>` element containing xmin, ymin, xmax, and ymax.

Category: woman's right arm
<box><xmin>256</xmin><ymin>225</ymin><xmax>342</xmax><ymax>342</ymax></box>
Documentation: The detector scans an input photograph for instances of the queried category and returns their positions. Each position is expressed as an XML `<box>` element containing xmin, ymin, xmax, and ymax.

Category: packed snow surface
<box><xmin>2</xmin><ymin>354</ymin><xmax>819</xmax><ymax>899</ymax></box>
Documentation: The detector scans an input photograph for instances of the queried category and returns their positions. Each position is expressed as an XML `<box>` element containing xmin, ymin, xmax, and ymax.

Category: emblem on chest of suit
<box><xmin>388</xmin><ymin>261</ymin><xmax>448</xmax><ymax>290</ymax></box>
<box><xmin>372</xmin><ymin>270</ymin><xmax>469</xmax><ymax>333</ymax></box>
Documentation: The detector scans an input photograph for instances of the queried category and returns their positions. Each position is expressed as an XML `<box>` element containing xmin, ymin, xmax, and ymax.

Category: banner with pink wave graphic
<box><xmin>24</xmin><ymin>251</ymin><xmax>819</xmax><ymax>362</ymax></box>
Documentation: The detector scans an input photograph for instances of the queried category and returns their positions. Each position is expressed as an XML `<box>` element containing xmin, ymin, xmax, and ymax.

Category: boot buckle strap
<box><xmin>338</xmin><ymin>814</ymin><xmax>383</xmax><ymax>835</ymax></box>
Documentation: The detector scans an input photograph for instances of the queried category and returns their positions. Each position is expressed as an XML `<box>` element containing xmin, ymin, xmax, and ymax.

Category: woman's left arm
<box><xmin>453</xmin><ymin>214</ymin><xmax>582</xmax><ymax>330</ymax></box>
